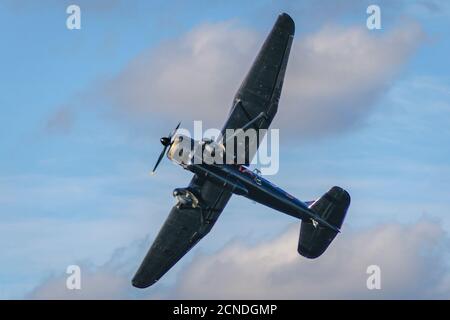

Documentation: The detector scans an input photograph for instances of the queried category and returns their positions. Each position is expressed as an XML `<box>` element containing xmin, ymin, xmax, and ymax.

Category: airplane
<box><xmin>132</xmin><ymin>13</ymin><xmax>351</xmax><ymax>289</ymax></box>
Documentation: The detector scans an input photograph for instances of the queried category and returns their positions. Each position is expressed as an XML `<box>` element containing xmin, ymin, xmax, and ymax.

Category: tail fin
<box><xmin>298</xmin><ymin>186</ymin><xmax>350</xmax><ymax>259</ymax></box>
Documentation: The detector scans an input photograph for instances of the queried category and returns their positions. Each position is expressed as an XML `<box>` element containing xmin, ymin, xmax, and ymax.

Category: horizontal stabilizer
<box><xmin>298</xmin><ymin>186</ymin><xmax>350</xmax><ymax>259</ymax></box>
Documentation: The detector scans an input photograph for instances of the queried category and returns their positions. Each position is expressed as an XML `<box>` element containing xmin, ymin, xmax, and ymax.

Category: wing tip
<box><xmin>132</xmin><ymin>276</ymin><xmax>158</xmax><ymax>289</ymax></box>
<box><xmin>278</xmin><ymin>12</ymin><xmax>295</xmax><ymax>36</ymax></box>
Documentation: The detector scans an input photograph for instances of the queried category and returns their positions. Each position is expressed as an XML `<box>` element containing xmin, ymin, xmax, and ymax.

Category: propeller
<box><xmin>151</xmin><ymin>122</ymin><xmax>181</xmax><ymax>175</ymax></box>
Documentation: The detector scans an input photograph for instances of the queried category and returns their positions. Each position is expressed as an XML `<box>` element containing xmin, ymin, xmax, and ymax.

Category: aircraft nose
<box><xmin>160</xmin><ymin>137</ymin><xmax>171</xmax><ymax>146</ymax></box>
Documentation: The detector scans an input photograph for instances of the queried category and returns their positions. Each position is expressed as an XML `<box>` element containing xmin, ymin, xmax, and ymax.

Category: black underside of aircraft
<box><xmin>132</xmin><ymin>13</ymin><xmax>351</xmax><ymax>289</ymax></box>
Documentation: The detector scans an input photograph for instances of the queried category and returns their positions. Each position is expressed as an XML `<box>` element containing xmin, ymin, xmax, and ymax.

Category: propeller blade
<box><xmin>151</xmin><ymin>145</ymin><xmax>168</xmax><ymax>174</ymax></box>
<box><xmin>151</xmin><ymin>122</ymin><xmax>181</xmax><ymax>175</ymax></box>
<box><xmin>169</xmin><ymin>121</ymin><xmax>181</xmax><ymax>140</ymax></box>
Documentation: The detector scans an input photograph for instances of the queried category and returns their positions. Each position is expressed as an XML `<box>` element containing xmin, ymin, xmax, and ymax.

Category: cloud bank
<box><xmin>28</xmin><ymin>220</ymin><xmax>450</xmax><ymax>299</ymax></box>
<box><xmin>175</xmin><ymin>221</ymin><xmax>450</xmax><ymax>299</ymax></box>
<box><xmin>99</xmin><ymin>19</ymin><xmax>424</xmax><ymax>138</ymax></box>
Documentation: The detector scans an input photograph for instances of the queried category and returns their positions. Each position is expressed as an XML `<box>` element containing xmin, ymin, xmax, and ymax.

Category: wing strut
<box><xmin>221</xmin><ymin>107</ymin><xmax>268</xmax><ymax>145</ymax></box>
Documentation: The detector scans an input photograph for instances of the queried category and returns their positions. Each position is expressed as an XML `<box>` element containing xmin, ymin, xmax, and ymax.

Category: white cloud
<box><xmin>99</xmin><ymin>20</ymin><xmax>424</xmax><ymax>138</ymax></box>
<box><xmin>278</xmin><ymin>22</ymin><xmax>424</xmax><ymax>137</ymax></box>
<box><xmin>174</xmin><ymin>221</ymin><xmax>450</xmax><ymax>299</ymax></box>
<box><xmin>28</xmin><ymin>269</ymin><xmax>130</xmax><ymax>300</ymax></box>
<box><xmin>26</xmin><ymin>220</ymin><xmax>450</xmax><ymax>299</ymax></box>
<box><xmin>101</xmin><ymin>21</ymin><xmax>259</xmax><ymax>129</ymax></box>
<box><xmin>26</xmin><ymin>236</ymin><xmax>161</xmax><ymax>300</ymax></box>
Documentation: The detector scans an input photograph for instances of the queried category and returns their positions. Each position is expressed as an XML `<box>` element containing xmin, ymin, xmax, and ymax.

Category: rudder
<box><xmin>298</xmin><ymin>186</ymin><xmax>350</xmax><ymax>259</ymax></box>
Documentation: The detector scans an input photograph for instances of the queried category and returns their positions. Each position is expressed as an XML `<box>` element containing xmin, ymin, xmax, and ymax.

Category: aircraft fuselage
<box><xmin>167</xmin><ymin>134</ymin><xmax>338</xmax><ymax>232</ymax></box>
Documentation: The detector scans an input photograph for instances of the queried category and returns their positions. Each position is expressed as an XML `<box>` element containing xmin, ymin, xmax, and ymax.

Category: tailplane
<box><xmin>298</xmin><ymin>186</ymin><xmax>350</xmax><ymax>259</ymax></box>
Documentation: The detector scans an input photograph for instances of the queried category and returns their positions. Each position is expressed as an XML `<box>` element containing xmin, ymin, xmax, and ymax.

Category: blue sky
<box><xmin>1</xmin><ymin>0</ymin><xmax>450</xmax><ymax>299</ymax></box>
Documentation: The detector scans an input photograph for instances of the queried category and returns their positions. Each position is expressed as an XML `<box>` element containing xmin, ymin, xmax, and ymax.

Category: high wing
<box><xmin>132</xmin><ymin>13</ymin><xmax>295</xmax><ymax>288</ymax></box>
<box><xmin>221</xmin><ymin>13</ymin><xmax>295</xmax><ymax>164</ymax></box>
<box><xmin>132</xmin><ymin>178</ymin><xmax>231</xmax><ymax>288</ymax></box>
